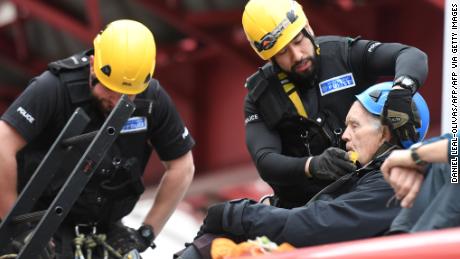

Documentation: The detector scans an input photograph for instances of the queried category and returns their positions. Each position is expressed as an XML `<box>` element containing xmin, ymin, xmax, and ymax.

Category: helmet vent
<box><xmin>369</xmin><ymin>90</ymin><xmax>382</xmax><ymax>102</ymax></box>
<box><xmin>101</xmin><ymin>65</ymin><xmax>111</xmax><ymax>76</ymax></box>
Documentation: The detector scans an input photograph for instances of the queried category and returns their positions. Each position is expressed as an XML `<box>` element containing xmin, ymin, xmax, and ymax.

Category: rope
<box><xmin>0</xmin><ymin>254</ymin><xmax>18</xmax><ymax>259</ymax></box>
<box><xmin>72</xmin><ymin>230</ymin><xmax>129</xmax><ymax>259</ymax></box>
<box><xmin>92</xmin><ymin>234</ymin><xmax>123</xmax><ymax>259</ymax></box>
<box><xmin>74</xmin><ymin>234</ymin><xmax>86</xmax><ymax>259</ymax></box>
<box><xmin>84</xmin><ymin>235</ymin><xmax>98</xmax><ymax>259</ymax></box>
<box><xmin>11</xmin><ymin>210</ymin><xmax>46</xmax><ymax>224</ymax></box>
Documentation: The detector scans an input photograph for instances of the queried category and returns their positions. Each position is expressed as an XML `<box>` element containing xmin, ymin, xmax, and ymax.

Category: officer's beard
<box><xmin>88</xmin><ymin>95</ymin><xmax>112</xmax><ymax>118</ymax></box>
<box><xmin>89</xmin><ymin>88</ymin><xmax>112</xmax><ymax>118</ymax></box>
<box><xmin>287</xmin><ymin>56</ymin><xmax>318</xmax><ymax>87</ymax></box>
<box><xmin>96</xmin><ymin>97</ymin><xmax>113</xmax><ymax>116</ymax></box>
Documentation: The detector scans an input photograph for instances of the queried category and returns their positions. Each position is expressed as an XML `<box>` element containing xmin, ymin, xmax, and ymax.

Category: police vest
<box><xmin>24</xmin><ymin>50</ymin><xmax>156</xmax><ymax>225</ymax></box>
<box><xmin>246</xmin><ymin>36</ymin><xmax>374</xmax><ymax>158</ymax></box>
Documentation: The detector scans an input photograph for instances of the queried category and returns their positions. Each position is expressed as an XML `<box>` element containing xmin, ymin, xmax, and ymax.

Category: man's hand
<box><xmin>386</xmin><ymin>166</ymin><xmax>424</xmax><ymax>208</ymax></box>
<box><xmin>381</xmin><ymin>149</ymin><xmax>421</xmax><ymax>180</ymax></box>
<box><xmin>107</xmin><ymin>223</ymin><xmax>154</xmax><ymax>255</ymax></box>
<box><xmin>381</xmin><ymin>149</ymin><xmax>426</xmax><ymax>208</ymax></box>
<box><xmin>308</xmin><ymin>147</ymin><xmax>356</xmax><ymax>180</ymax></box>
<box><xmin>195</xmin><ymin>203</ymin><xmax>226</xmax><ymax>239</ymax></box>
<box><xmin>382</xmin><ymin>89</ymin><xmax>420</xmax><ymax>143</ymax></box>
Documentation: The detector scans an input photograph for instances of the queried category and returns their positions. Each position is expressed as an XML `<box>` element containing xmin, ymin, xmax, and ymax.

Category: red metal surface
<box><xmin>10</xmin><ymin>16</ymin><xmax>28</xmax><ymax>61</ymax></box>
<box><xmin>84</xmin><ymin>0</ymin><xmax>101</xmax><ymax>36</ymax></box>
<box><xmin>236</xmin><ymin>228</ymin><xmax>460</xmax><ymax>259</ymax></box>
<box><xmin>11</xmin><ymin>0</ymin><xmax>93</xmax><ymax>44</ymax></box>
<box><xmin>185</xmin><ymin>10</ymin><xmax>241</xmax><ymax>28</ymax></box>
<box><xmin>135</xmin><ymin>0</ymin><xmax>255</xmax><ymax>66</ymax></box>
<box><xmin>0</xmin><ymin>37</ymin><xmax>47</xmax><ymax>76</ymax></box>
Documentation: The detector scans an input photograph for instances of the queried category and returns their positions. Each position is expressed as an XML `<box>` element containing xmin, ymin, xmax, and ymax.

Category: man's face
<box><xmin>342</xmin><ymin>102</ymin><xmax>390</xmax><ymax>165</ymax></box>
<box><xmin>272</xmin><ymin>31</ymin><xmax>317</xmax><ymax>80</ymax></box>
<box><xmin>89</xmin><ymin>56</ymin><xmax>135</xmax><ymax>115</ymax></box>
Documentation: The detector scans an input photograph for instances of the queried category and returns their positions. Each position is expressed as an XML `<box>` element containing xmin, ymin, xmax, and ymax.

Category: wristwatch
<box><xmin>409</xmin><ymin>142</ymin><xmax>428</xmax><ymax>166</ymax></box>
<box><xmin>138</xmin><ymin>224</ymin><xmax>156</xmax><ymax>249</ymax></box>
<box><xmin>393</xmin><ymin>76</ymin><xmax>418</xmax><ymax>94</ymax></box>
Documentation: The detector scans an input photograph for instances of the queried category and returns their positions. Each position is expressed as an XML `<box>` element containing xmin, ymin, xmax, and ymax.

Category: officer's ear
<box><xmin>305</xmin><ymin>26</ymin><xmax>315</xmax><ymax>36</ymax></box>
<box><xmin>89</xmin><ymin>55</ymin><xmax>95</xmax><ymax>74</ymax></box>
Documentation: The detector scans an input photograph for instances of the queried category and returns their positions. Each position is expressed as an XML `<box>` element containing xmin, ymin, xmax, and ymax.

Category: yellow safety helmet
<box><xmin>242</xmin><ymin>0</ymin><xmax>309</xmax><ymax>60</ymax></box>
<box><xmin>93</xmin><ymin>19</ymin><xmax>156</xmax><ymax>95</ymax></box>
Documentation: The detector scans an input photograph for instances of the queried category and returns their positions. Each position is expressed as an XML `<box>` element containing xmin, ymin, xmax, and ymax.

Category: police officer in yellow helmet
<box><xmin>0</xmin><ymin>19</ymin><xmax>195</xmax><ymax>258</ymax></box>
<box><xmin>242</xmin><ymin>0</ymin><xmax>429</xmax><ymax>208</ymax></box>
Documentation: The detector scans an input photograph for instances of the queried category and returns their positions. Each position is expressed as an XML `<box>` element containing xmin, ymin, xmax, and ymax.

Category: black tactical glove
<box><xmin>309</xmin><ymin>147</ymin><xmax>356</xmax><ymax>180</ymax></box>
<box><xmin>382</xmin><ymin>89</ymin><xmax>420</xmax><ymax>143</ymax></box>
<box><xmin>195</xmin><ymin>203</ymin><xmax>226</xmax><ymax>240</ymax></box>
<box><xmin>107</xmin><ymin>223</ymin><xmax>155</xmax><ymax>255</ymax></box>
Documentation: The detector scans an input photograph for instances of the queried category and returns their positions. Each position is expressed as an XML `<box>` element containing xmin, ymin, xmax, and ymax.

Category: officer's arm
<box><xmin>223</xmin><ymin>172</ymin><xmax>399</xmax><ymax>247</ymax></box>
<box><xmin>245</xmin><ymin>97</ymin><xmax>309</xmax><ymax>185</ymax></box>
<box><xmin>0</xmin><ymin>121</ymin><xmax>27</xmax><ymax>218</ymax></box>
<box><xmin>142</xmin><ymin>150</ymin><xmax>194</xmax><ymax>237</ymax></box>
<box><xmin>350</xmin><ymin>39</ymin><xmax>428</xmax><ymax>89</ymax></box>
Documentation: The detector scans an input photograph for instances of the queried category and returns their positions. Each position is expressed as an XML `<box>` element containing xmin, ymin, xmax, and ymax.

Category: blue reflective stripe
<box><xmin>319</xmin><ymin>73</ymin><xmax>356</xmax><ymax>96</ymax></box>
<box><xmin>121</xmin><ymin>116</ymin><xmax>148</xmax><ymax>134</ymax></box>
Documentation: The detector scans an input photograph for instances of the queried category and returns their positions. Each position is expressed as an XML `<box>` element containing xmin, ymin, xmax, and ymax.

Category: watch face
<box><xmin>141</xmin><ymin>228</ymin><xmax>152</xmax><ymax>238</ymax></box>
<box><xmin>402</xmin><ymin>77</ymin><xmax>414</xmax><ymax>86</ymax></box>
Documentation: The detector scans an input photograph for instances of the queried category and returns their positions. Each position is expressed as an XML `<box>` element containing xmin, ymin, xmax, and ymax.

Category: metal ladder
<box><xmin>0</xmin><ymin>95</ymin><xmax>135</xmax><ymax>258</ymax></box>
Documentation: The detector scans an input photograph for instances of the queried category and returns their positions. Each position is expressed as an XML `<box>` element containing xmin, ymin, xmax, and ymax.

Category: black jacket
<box><xmin>219</xmin><ymin>144</ymin><xmax>401</xmax><ymax>247</ymax></box>
<box><xmin>244</xmin><ymin>36</ymin><xmax>428</xmax><ymax>207</ymax></box>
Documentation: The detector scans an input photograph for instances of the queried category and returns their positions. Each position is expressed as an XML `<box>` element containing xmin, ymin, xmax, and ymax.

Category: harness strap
<box><xmin>277</xmin><ymin>72</ymin><xmax>308</xmax><ymax>118</ymax></box>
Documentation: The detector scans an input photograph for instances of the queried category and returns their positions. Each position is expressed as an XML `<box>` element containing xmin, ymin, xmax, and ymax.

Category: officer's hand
<box><xmin>382</xmin><ymin>89</ymin><xmax>420</xmax><ymax>143</ymax></box>
<box><xmin>308</xmin><ymin>147</ymin><xmax>356</xmax><ymax>180</ymax></box>
<box><xmin>195</xmin><ymin>203</ymin><xmax>226</xmax><ymax>240</ymax></box>
<box><xmin>381</xmin><ymin>149</ymin><xmax>422</xmax><ymax>181</ymax></box>
<box><xmin>107</xmin><ymin>224</ymin><xmax>154</xmax><ymax>255</ymax></box>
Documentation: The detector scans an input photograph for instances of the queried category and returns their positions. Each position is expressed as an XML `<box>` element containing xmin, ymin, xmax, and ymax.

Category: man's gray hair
<box><xmin>369</xmin><ymin>115</ymin><xmax>383</xmax><ymax>131</ymax></box>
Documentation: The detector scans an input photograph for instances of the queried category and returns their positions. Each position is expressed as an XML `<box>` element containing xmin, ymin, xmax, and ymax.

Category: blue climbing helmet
<box><xmin>356</xmin><ymin>81</ymin><xmax>430</xmax><ymax>148</ymax></box>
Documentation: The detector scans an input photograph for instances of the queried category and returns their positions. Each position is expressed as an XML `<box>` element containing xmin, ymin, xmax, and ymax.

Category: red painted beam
<box><xmin>0</xmin><ymin>35</ymin><xmax>47</xmax><ymax>76</ymax></box>
<box><xmin>11</xmin><ymin>0</ymin><xmax>93</xmax><ymax>44</ymax></box>
<box><xmin>85</xmin><ymin>0</ymin><xmax>102</xmax><ymax>35</ymax></box>
<box><xmin>185</xmin><ymin>10</ymin><xmax>241</xmax><ymax>28</ymax></box>
<box><xmin>134</xmin><ymin>0</ymin><xmax>255</xmax><ymax>66</ymax></box>
<box><xmin>423</xmin><ymin>0</ymin><xmax>445</xmax><ymax>9</ymax></box>
<box><xmin>11</xmin><ymin>16</ymin><xmax>28</xmax><ymax>61</ymax></box>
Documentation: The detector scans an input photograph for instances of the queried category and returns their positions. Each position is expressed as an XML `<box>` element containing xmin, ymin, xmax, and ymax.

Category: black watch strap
<box><xmin>138</xmin><ymin>224</ymin><xmax>156</xmax><ymax>249</ymax></box>
<box><xmin>410</xmin><ymin>144</ymin><xmax>428</xmax><ymax>166</ymax></box>
<box><xmin>394</xmin><ymin>76</ymin><xmax>418</xmax><ymax>94</ymax></box>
